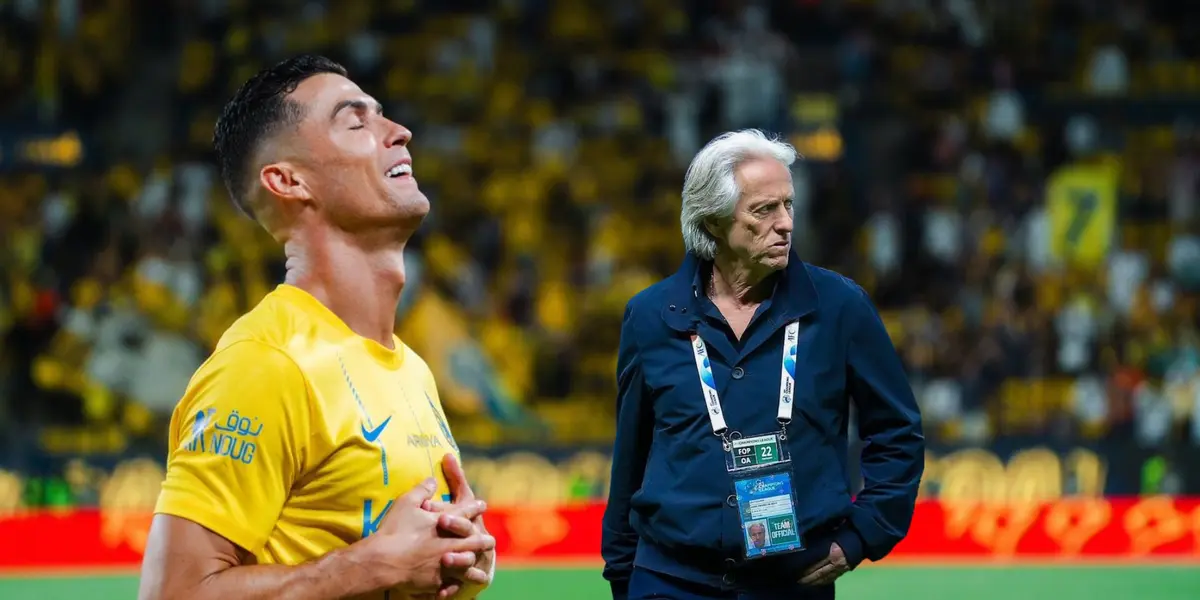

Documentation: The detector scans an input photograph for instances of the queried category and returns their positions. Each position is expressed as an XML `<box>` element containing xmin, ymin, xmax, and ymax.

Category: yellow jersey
<box><xmin>155</xmin><ymin>284</ymin><xmax>479</xmax><ymax>598</ymax></box>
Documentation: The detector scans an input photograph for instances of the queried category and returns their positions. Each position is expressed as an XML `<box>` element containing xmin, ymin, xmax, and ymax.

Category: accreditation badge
<box><xmin>691</xmin><ymin>321</ymin><xmax>806</xmax><ymax>561</ymax></box>
<box><xmin>726</xmin><ymin>433</ymin><xmax>804</xmax><ymax>560</ymax></box>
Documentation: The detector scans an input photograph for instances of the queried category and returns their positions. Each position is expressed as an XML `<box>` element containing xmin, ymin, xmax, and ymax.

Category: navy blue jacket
<box><xmin>601</xmin><ymin>252</ymin><xmax>924</xmax><ymax>598</ymax></box>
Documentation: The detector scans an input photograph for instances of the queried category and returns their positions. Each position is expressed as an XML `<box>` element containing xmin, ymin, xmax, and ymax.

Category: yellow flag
<box><xmin>1047</xmin><ymin>161</ymin><xmax>1119</xmax><ymax>269</ymax></box>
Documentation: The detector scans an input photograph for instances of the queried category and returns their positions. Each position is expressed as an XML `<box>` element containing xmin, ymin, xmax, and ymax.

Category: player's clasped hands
<box><xmin>421</xmin><ymin>454</ymin><xmax>495</xmax><ymax>600</ymax></box>
<box><xmin>359</xmin><ymin>474</ymin><xmax>495</xmax><ymax>598</ymax></box>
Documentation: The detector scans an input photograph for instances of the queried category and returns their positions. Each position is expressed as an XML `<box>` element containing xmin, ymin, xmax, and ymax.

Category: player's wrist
<box><xmin>337</xmin><ymin>537</ymin><xmax>397</xmax><ymax>593</ymax></box>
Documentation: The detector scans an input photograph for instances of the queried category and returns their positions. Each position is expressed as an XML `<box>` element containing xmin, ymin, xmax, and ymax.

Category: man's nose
<box><xmin>383</xmin><ymin>120</ymin><xmax>412</xmax><ymax>148</ymax></box>
<box><xmin>775</xmin><ymin>211</ymin><xmax>794</xmax><ymax>234</ymax></box>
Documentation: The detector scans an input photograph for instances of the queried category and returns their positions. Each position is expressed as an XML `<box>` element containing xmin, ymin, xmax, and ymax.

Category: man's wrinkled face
<box><xmin>716</xmin><ymin>157</ymin><xmax>794</xmax><ymax>271</ymax></box>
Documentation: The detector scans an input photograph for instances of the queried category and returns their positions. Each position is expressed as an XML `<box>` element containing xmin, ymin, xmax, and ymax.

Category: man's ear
<box><xmin>260</xmin><ymin>162</ymin><xmax>312</xmax><ymax>203</ymax></box>
<box><xmin>703</xmin><ymin>217</ymin><xmax>723</xmax><ymax>239</ymax></box>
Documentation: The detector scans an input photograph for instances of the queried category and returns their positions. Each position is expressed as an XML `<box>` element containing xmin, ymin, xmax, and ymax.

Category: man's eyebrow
<box><xmin>750</xmin><ymin>195</ymin><xmax>793</xmax><ymax>209</ymax></box>
<box><xmin>330</xmin><ymin>99</ymin><xmax>384</xmax><ymax>120</ymax></box>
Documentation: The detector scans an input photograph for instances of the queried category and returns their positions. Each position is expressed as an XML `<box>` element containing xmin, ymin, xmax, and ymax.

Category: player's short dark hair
<box><xmin>213</xmin><ymin>54</ymin><xmax>348</xmax><ymax>219</ymax></box>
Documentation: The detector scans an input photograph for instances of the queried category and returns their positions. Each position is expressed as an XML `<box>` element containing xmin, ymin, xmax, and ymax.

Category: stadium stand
<box><xmin>1</xmin><ymin>0</ymin><xmax>1199</xmax><ymax>514</ymax></box>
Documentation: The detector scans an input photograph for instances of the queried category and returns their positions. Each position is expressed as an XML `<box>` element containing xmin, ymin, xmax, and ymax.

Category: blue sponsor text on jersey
<box><xmin>185</xmin><ymin>408</ymin><xmax>260</xmax><ymax>465</ymax></box>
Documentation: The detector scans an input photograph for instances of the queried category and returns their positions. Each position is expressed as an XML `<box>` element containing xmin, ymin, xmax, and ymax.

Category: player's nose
<box><xmin>383</xmin><ymin>120</ymin><xmax>411</xmax><ymax>148</ymax></box>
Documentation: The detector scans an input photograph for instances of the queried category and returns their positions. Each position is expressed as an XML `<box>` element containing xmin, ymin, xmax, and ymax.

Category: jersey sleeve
<box><xmin>155</xmin><ymin>339</ymin><xmax>311</xmax><ymax>554</ymax></box>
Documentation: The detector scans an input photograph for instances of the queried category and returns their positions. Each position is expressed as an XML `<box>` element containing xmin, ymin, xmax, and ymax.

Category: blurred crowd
<box><xmin>2</xmin><ymin>0</ymin><xmax>1200</xmax><ymax>454</ymax></box>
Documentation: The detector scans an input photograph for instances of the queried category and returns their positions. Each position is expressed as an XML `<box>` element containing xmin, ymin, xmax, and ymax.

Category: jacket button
<box><xmin>731</xmin><ymin>367</ymin><xmax>745</xmax><ymax>379</ymax></box>
<box><xmin>726</xmin><ymin>494</ymin><xmax>737</xmax><ymax>507</ymax></box>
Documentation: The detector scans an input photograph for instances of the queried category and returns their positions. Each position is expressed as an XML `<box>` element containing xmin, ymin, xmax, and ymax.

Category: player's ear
<box><xmin>260</xmin><ymin>162</ymin><xmax>313</xmax><ymax>203</ymax></box>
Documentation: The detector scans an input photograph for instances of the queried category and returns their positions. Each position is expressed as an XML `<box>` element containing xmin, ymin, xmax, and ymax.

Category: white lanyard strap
<box><xmin>690</xmin><ymin>321</ymin><xmax>800</xmax><ymax>436</ymax></box>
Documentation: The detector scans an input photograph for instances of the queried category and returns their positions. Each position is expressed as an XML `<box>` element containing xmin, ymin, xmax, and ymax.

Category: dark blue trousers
<box><xmin>628</xmin><ymin>567</ymin><xmax>835</xmax><ymax>600</ymax></box>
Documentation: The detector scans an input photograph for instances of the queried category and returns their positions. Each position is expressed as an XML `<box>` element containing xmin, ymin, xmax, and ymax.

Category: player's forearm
<box><xmin>170</xmin><ymin>545</ymin><xmax>384</xmax><ymax>600</ymax></box>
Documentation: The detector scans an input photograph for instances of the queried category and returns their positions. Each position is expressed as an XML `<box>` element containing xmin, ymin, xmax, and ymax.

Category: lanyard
<box><xmin>689</xmin><ymin>321</ymin><xmax>800</xmax><ymax>438</ymax></box>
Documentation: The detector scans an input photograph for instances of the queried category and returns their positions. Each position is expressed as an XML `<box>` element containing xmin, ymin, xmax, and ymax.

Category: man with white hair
<box><xmin>601</xmin><ymin>130</ymin><xmax>924</xmax><ymax>599</ymax></box>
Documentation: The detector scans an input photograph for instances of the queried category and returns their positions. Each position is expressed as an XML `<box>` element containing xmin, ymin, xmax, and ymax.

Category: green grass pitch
<box><xmin>1</xmin><ymin>564</ymin><xmax>1197</xmax><ymax>599</ymax></box>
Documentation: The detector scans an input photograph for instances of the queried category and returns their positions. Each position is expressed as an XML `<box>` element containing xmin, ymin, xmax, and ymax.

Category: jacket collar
<box><xmin>661</xmin><ymin>251</ymin><xmax>819</xmax><ymax>333</ymax></box>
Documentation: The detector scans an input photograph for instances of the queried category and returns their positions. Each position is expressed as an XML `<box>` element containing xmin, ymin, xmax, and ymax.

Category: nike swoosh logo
<box><xmin>361</xmin><ymin>416</ymin><xmax>392</xmax><ymax>443</ymax></box>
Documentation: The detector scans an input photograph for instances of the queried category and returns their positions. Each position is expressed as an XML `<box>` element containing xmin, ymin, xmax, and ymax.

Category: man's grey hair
<box><xmin>680</xmin><ymin>129</ymin><xmax>798</xmax><ymax>260</ymax></box>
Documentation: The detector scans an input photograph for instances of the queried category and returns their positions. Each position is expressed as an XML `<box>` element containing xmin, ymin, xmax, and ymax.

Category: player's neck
<box><xmin>283</xmin><ymin>227</ymin><xmax>407</xmax><ymax>349</ymax></box>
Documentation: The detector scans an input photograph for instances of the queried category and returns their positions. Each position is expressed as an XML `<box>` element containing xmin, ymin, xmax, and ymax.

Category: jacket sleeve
<box><xmin>601</xmin><ymin>301</ymin><xmax>654</xmax><ymax>600</ymax></box>
<box><xmin>839</xmin><ymin>285</ymin><xmax>925</xmax><ymax>567</ymax></box>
